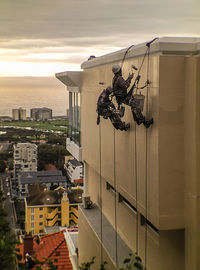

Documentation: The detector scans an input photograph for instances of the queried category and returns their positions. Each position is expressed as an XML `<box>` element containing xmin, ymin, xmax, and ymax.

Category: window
<box><xmin>67</xmin><ymin>92</ymin><xmax>81</xmax><ymax>146</ymax></box>
<box><xmin>31</xmin><ymin>215</ymin><xmax>34</xmax><ymax>221</ymax></box>
<box><xmin>31</xmin><ymin>222</ymin><xmax>34</xmax><ymax>228</ymax></box>
<box><xmin>39</xmin><ymin>222</ymin><xmax>43</xmax><ymax>226</ymax></box>
<box><xmin>39</xmin><ymin>215</ymin><xmax>43</xmax><ymax>218</ymax></box>
<box><xmin>39</xmin><ymin>207</ymin><xmax>43</xmax><ymax>211</ymax></box>
<box><xmin>140</xmin><ymin>214</ymin><xmax>159</xmax><ymax>234</ymax></box>
<box><xmin>24</xmin><ymin>165</ymin><xmax>28</xmax><ymax>168</ymax></box>
<box><xmin>31</xmin><ymin>208</ymin><xmax>34</xmax><ymax>214</ymax></box>
<box><xmin>39</xmin><ymin>230</ymin><xmax>43</xmax><ymax>234</ymax></box>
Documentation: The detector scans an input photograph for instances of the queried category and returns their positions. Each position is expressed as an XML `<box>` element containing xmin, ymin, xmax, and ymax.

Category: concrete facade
<box><xmin>77</xmin><ymin>37</ymin><xmax>200</xmax><ymax>270</ymax></box>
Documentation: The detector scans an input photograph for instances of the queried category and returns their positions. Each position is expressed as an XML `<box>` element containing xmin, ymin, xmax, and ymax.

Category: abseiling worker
<box><xmin>96</xmin><ymin>86</ymin><xmax>130</xmax><ymax>131</ymax></box>
<box><xmin>112</xmin><ymin>64</ymin><xmax>153</xmax><ymax>128</ymax></box>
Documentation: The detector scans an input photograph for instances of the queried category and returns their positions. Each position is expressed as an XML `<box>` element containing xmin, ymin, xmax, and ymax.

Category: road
<box><xmin>0</xmin><ymin>142</ymin><xmax>10</xmax><ymax>153</ymax></box>
<box><xmin>0</xmin><ymin>173</ymin><xmax>18</xmax><ymax>234</ymax></box>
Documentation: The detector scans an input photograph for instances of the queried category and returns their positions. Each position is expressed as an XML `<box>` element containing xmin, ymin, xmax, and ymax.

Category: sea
<box><xmin>0</xmin><ymin>76</ymin><xmax>69</xmax><ymax>117</ymax></box>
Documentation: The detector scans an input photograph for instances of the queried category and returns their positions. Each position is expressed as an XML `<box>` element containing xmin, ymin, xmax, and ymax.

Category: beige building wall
<box><xmin>76</xmin><ymin>38</ymin><xmax>200</xmax><ymax>270</ymax></box>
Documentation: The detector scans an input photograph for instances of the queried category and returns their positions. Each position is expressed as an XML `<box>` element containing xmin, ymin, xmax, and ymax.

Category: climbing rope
<box><xmin>99</xmin><ymin>123</ymin><xmax>103</xmax><ymax>264</ymax></box>
<box><xmin>121</xmin><ymin>44</ymin><xmax>135</xmax><ymax>70</ymax></box>
<box><xmin>134</xmin><ymin>122</ymin><xmax>139</xmax><ymax>254</ymax></box>
<box><xmin>113</xmin><ymin>128</ymin><xmax>118</xmax><ymax>268</ymax></box>
<box><xmin>144</xmin><ymin>43</ymin><xmax>151</xmax><ymax>270</ymax></box>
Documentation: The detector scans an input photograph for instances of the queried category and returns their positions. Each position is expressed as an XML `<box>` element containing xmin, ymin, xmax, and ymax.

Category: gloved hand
<box><xmin>128</xmin><ymin>73</ymin><xmax>134</xmax><ymax>80</ymax></box>
<box><xmin>146</xmin><ymin>79</ymin><xmax>151</xmax><ymax>85</ymax></box>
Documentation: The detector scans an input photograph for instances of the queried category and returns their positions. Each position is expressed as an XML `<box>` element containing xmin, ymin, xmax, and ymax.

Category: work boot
<box><xmin>119</xmin><ymin>106</ymin><xmax>125</xmax><ymax>117</ymax></box>
<box><xmin>97</xmin><ymin>115</ymin><xmax>100</xmax><ymax>125</ymax></box>
<box><xmin>124</xmin><ymin>123</ymin><xmax>130</xmax><ymax>131</ymax></box>
<box><xmin>144</xmin><ymin>118</ymin><xmax>153</xmax><ymax>128</ymax></box>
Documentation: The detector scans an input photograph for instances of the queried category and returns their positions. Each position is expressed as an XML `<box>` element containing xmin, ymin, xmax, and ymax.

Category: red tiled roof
<box><xmin>74</xmin><ymin>178</ymin><xmax>83</xmax><ymax>184</ymax></box>
<box><xmin>17</xmin><ymin>230</ymin><xmax>73</xmax><ymax>270</ymax></box>
<box><xmin>45</xmin><ymin>164</ymin><xmax>58</xmax><ymax>171</ymax></box>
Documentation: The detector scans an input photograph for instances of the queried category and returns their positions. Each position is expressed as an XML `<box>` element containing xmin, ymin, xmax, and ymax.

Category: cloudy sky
<box><xmin>0</xmin><ymin>0</ymin><xmax>199</xmax><ymax>98</ymax></box>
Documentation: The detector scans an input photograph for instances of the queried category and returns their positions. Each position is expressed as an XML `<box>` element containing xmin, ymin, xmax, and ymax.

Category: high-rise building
<box><xmin>12</xmin><ymin>107</ymin><xmax>26</xmax><ymax>120</ymax></box>
<box><xmin>56</xmin><ymin>37</ymin><xmax>200</xmax><ymax>270</ymax></box>
<box><xmin>12</xmin><ymin>109</ymin><xmax>19</xmax><ymax>120</ymax></box>
<box><xmin>19</xmin><ymin>107</ymin><xmax>26</xmax><ymax>120</ymax></box>
<box><xmin>14</xmin><ymin>143</ymin><xmax>37</xmax><ymax>185</ymax></box>
<box><xmin>30</xmin><ymin>107</ymin><xmax>52</xmax><ymax>120</ymax></box>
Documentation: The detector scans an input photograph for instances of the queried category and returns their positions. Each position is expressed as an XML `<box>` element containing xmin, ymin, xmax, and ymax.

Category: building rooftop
<box><xmin>81</xmin><ymin>36</ymin><xmax>200</xmax><ymax>69</ymax></box>
<box><xmin>31</xmin><ymin>107</ymin><xmax>52</xmax><ymax>111</ymax></box>
<box><xmin>17</xmin><ymin>230</ymin><xmax>73</xmax><ymax>270</ymax></box>
<box><xmin>68</xmin><ymin>159</ymin><xmax>82</xmax><ymax>167</ymax></box>
<box><xmin>19</xmin><ymin>170</ymin><xmax>66</xmax><ymax>184</ymax></box>
<box><xmin>68</xmin><ymin>188</ymin><xmax>83</xmax><ymax>204</ymax></box>
<box><xmin>26</xmin><ymin>190</ymin><xmax>63</xmax><ymax>206</ymax></box>
<box><xmin>26</xmin><ymin>188</ymin><xmax>83</xmax><ymax>206</ymax></box>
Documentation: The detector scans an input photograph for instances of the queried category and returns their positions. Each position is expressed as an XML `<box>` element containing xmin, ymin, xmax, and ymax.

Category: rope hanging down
<box><xmin>113</xmin><ymin>128</ymin><xmax>118</xmax><ymax>268</ymax></box>
<box><xmin>144</xmin><ymin>42</ymin><xmax>151</xmax><ymax>270</ymax></box>
<box><xmin>99</xmin><ymin>123</ymin><xmax>103</xmax><ymax>264</ymax></box>
<box><xmin>132</xmin><ymin>38</ymin><xmax>157</xmax><ymax>263</ymax></box>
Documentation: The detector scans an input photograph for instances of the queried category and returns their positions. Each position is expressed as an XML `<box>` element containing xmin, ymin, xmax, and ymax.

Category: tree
<box><xmin>0</xmin><ymin>190</ymin><xmax>18</xmax><ymax>270</ymax></box>
<box><xmin>38</xmin><ymin>144</ymin><xmax>68</xmax><ymax>171</ymax></box>
<box><xmin>0</xmin><ymin>160</ymin><xmax>6</xmax><ymax>173</ymax></box>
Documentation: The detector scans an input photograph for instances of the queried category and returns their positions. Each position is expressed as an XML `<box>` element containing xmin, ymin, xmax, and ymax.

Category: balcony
<box><xmin>47</xmin><ymin>214</ymin><xmax>58</xmax><ymax>227</ymax></box>
<box><xmin>66</xmin><ymin>137</ymin><xmax>82</xmax><ymax>161</ymax></box>
<box><xmin>70</xmin><ymin>206</ymin><xmax>78</xmax><ymax>217</ymax></box>
<box><xmin>47</xmin><ymin>208</ymin><xmax>58</xmax><ymax>220</ymax></box>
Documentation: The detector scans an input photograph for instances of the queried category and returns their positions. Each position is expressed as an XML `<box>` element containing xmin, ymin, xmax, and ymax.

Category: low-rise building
<box><xmin>64</xmin><ymin>158</ymin><xmax>83</xmax><ymax>183</ymax></box>
<box><xmin>25</xmin><ymin>188</ymin><xmax>83</xmax><ymax>235</ymax></box>
<box><xmin>17</xmin><ymin>230</ymin><xmax>73</xmax><ymax>270</ymax></box>
<box><xmin>18</xmin><ymin>170</ymin><xmax>67</xmax><ymax>198</ymax></box>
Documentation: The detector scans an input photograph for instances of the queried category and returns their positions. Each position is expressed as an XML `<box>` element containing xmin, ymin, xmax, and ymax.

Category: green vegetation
<box><xmin>38</xmin><ymin>144</ymin><xmax>68</xmax><ymax>171</ymax></box>
<box><xmin>0</xmin><ymin>160</ymin><xmax>6</xmax><ymax>173</ymax></box>
<box><xmin>0</xmin><ymin>190</ymin><xmax>18</xmax><ymax>270</ymax></box>
<box><xmin>0</xmin><ymin>120</ymin><xmax>68</xmax><ymax>132</ymax></box>
<box><xmin>79</xmin><ymin>254</ymin><xmax>143</xmax><ymax>270</ymax></box>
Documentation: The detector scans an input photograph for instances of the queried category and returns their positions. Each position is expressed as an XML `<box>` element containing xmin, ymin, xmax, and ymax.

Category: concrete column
<box><xmin>69</xmin><ymin>92</ymin><xmax>73</xmax><ymax>126</ymax></box>
<box><xmin>184</xmin><ymin>56</ymin><xmax>200</xmax><ymax>270</ymax></box>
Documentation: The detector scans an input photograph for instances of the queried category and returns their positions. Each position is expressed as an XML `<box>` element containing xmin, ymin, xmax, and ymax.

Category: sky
<box><xmin>0</xmin><ymin>0</ymin><xmax>200</xmax><ymax>101</ymax></box>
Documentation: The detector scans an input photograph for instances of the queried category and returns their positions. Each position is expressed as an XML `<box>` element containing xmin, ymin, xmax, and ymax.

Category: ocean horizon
<box><xmin>0</xmin><ymin>76</ymin><xmax>69</xmax><ymax>117</ymax></box>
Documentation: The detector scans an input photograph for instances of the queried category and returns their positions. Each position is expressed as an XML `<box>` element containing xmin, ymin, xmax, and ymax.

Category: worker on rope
<box><xmin>112</xmin><ymin>64</ymin><xmax>153</xmax><ymax>128</ymax></box>
<box><xmin>96</xmin><ymin>86</ymin><xmax>130</xmax><ymax>131</ymax></box>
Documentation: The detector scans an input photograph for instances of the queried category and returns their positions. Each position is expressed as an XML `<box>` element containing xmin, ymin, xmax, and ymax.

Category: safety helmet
<box><xmin>106</xmin><ymin>86</ymin><xmax>113</xmax><ymax>93</ymax></box>
<box><xmin>112</xmin><ymin>64</ymin><xmax>121</xmax><ymax>74</ymax></box>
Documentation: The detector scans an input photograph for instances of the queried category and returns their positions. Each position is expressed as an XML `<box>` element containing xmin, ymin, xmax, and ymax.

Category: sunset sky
<box><xmin>0</xmin><ymin>0</ymin><xmax>200</xmax><ymax>97</ymax></box>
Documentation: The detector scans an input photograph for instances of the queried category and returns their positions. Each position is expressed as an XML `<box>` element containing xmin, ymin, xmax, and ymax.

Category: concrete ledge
<box><xmin>79</xmin><ymin>204</ymin><xmax>138</xmax><ymax>269</ymax></box>
<box><xmin>81</xmin><ymin>37</ymin><xmax>200</xmax><ymax>69</ymax></box>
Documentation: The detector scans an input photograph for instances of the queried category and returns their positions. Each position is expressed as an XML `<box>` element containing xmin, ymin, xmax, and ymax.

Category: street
<box><xmin>0</xmin><ymin>142</ymin><xmax>10</xmax><ymax>153</ymax></box>
<box><xmin>0</xmin><ymin>173</ymin><xmax>18</xmax><ymax>234</ymax></box>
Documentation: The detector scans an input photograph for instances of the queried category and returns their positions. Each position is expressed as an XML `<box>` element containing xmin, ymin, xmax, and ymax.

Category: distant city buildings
<box><xmin>14</xmin><ymin>143</ymin><xmax>37</xmax><ymax>183</ymax></box>
<box><xmin>12</xmin><ymin>107</ymin><xmax>26</xmax><ymax>120</ymax></box>
<box><xmin>30</xmin><ymin>107</ymin><xmax>52</xmax><ymax>120</ymax></box>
